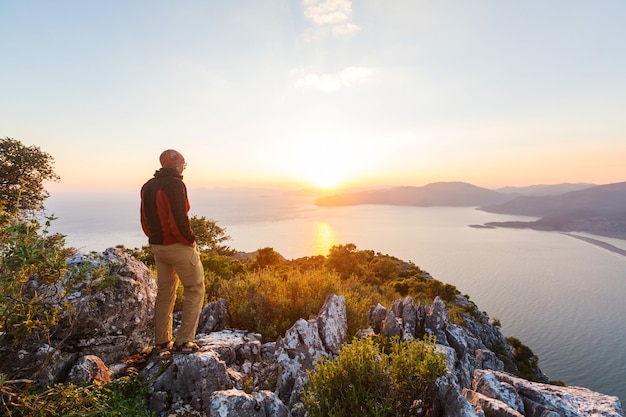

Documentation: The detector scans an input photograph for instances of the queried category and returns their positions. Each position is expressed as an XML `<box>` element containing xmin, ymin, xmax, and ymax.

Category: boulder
<box><xmin>209</xmin><ymin>389</ymin><xmax>290</xmax><ymax>417</ymax></box>
<box><xmin>424</xmin><ymin>296</ymin><xmax>448</xmax><ymax>345</ymax></box>
<box><xmin>466</xmin><ymin>370</ymin><xmax>623</xmax><ymax>417</ymax></box>
<box><xmin>197</xmin><ymin>298</ymin><xmax>228</xmax><ymax>334</ymax></box>
<box><xmin>0</xmin><ymin>247</ymin><xmax>156</xmax><ymax>384</ymax></box>
<box><xmin>464</xmin><ymin>389</ymin><xmax>524</xmax><ymax>417</ymax></box>
<box><xmin>400</xmin><ymin>296</ymin><xmax>418</xmax><ymax>340</ymax></box>
<box><xmin>144</xmin><ymin>350</ymin><xmax>232</xmax><ymax>415</ymax></box>
<box><xmin>60</xmin><ymin>247</ymin><xmax>157</xmax><ymax>364</ymax></box>
<box><xmin>381</xmin><ymin>309</ymin><xmax>402</xmax><ymax>338</ymax></box>
<box><xmin>316</xmin><ymin>294</ymin><xmax>347</xmax><ymax>355</ymax></box>
<box><xmin>274</xmin><ymin>293</ymin><xmax>347</xmax><ymax>410</ymax></box>
<box><xmin>368</xmin><ymin>303</ymin><xmax>388</xmax><ymax>333</ymax></box>
<box><xmin>66</xmin><ymin>355</ymin><xmax>112</xmax><ymax>385</ymax></box>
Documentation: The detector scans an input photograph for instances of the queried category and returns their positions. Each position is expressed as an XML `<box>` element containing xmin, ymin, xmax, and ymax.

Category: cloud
<box><xmin>294</xmin><ymin>66</ymin><xmax>374</xmax><ymax>92</ymax></box>
<box><xmin>302</xmin><ymin>0</ymin><xmax>360</xmax><ymax>37</ymax></box>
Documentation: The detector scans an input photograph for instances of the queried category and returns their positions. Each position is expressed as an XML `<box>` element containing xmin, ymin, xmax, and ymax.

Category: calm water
<box><xmin>47</xmin><ymin>189</ymin><xmax>626</xmax><ymax>401</ymax></box>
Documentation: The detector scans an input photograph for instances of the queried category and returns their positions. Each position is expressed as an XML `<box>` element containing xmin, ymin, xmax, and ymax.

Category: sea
<box><xmin>46</xmin><ymin>187</ymin><xmax>626</xmax><ymax>402</ymax></box>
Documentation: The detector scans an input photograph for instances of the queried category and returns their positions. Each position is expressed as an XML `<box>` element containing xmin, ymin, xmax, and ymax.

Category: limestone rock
<box><xmin>142</xmin><ymin>293</ymin><xmax>348</xmax><ymax>416</ymax></box>
<box><xmin>146</xmin><ymin>350</ymin><xmax>232</xmax><ymax>415</ymax></box>
<box><xmin>368</xmin><ymin>303</ymin><xmax>388</xmax><ymax>333</ymax></box>
<box><xmin>466</xmin><ymin>370</ymin><xmax>623</xmax><ymax>417</ymax></box>
<box><xmin>424</xmin><ymin>296</ymin><xmax>448</xmax><ymax>345</ymax></box>
<box><xmin>275</xmin><ymin>293</ymin><xmax>347</xmax><ymax>410</ymax></box>
<box><xmin>67</xmin><ymin>355</ymin><xmax>112</xmax><ymax>385</ymax></box>
<box><xmin>472</xmin><ymin>370</ymin><xmax>524</xmax><ymax>413</ymax></box>
<box><xmin>0</xmin><ymin>247</ymin><xmax>156</xmax><ymax>384</ymax></box>
<box><xmin>364</xmin><ymin>297</ymin><xmax>624</xmax><ymax>417</ymax></box>
<box><xmin>197</xmin><ymin>329</ymin><xmax>262</xmax><ymax>366</ymax></box>
<box><xmin>464</xmin><ymin>389</ymin><xmax>524</xmax><ymax>417</ymax></box>
<box><xmin>60</xmin><ymin>247</ymin><xmax>157</xmax><ymax>364</ymax></box>
<box><xmin>197</xmin><ymin>298</ymin><xmax>228</xmax><ymax>334</ymax></box>
<box><xmin>400</xmin><ymin>296</ymin><xmax>418</xmax><ymax>340</ymax></box>
<box><xmin>381</xmin><ymin>309</ymin><xmax>402</xmax><ymax>337</ymax></box>
<box><xmin>209</xmin><ymin>389</ymin><xmax>290</xmax><ymax>417</ymax></box>
<box><xmin>274</xmin><ymin>318</ymin><xmax>327</xmax><ymax>407</ymax></box>
<box><xmin>316</xmin><ymin>294</ymin><xmax>347</xmax><ymax>355</ymax></box>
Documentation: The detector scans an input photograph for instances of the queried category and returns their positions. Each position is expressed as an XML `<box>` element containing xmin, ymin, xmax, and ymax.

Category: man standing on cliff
<box><xmin>140</xmin><ymin>149</ymin><xmax>204</xmax><ymax>353</ymax></box>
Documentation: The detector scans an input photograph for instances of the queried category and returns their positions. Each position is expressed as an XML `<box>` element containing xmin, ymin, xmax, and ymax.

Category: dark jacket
<box><xmin>140</xmin><ymin>168</ymin><xmax>196</xmax><ymax>246</ymax></box>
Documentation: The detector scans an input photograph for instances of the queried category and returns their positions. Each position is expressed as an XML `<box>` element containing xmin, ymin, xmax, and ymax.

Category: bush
<box><xmin>0</xmin><ymin>373</ymin><xmax>154</xmax><ymax>417</ymax></box>
<box><xmin>215</xmin><ymin>267</ymin><xmax>385</xmax><ymax>342</ymax></box>
<box><xmin>0</xmin><ymin>213</ymin><xmax>74</xmax><ymax>345</ymax></box>
<box><xmin>219</xmin><ymin>268</ymin><xmax>341</xmax><ymax>341</ymax></box>
<box><xmin>506</xmin><ymin>336</ymin><xmax>540</xmax><ymax>381</ymax></box>
<box><xmin>302</xmin><ymin>336</ymin><xmax>446</xmax><ymax>417</ymax></box>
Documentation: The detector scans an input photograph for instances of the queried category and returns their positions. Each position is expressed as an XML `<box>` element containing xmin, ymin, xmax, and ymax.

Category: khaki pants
<box><xmin>150</xmin><ymin>243</ymin><xmax>205</xmax><ymax>345</ymax></box>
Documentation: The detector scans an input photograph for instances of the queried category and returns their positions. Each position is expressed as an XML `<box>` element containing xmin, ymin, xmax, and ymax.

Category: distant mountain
<box><xmin>495</xmin><ymin>183</ymin><xmax>596</xmax><ymax>196</ymax></box>
<box><xmin>315</xmin><ymin>180</ymin><xmax>626</xmax><ymax>240</ymax></box>
<box><xmin>479</xmin><ymin>181</ymin><xmax>626</xmax><ymax>239</ymax></box>
<box><xmin>480</xmin><ymin>181</ymin><xmax>626</xmax><ymax>217</ymax></box>
<box><xmin>316</xmin><ymin>182</ymin><xmax>512</xmax><ymax>207</ymax></box>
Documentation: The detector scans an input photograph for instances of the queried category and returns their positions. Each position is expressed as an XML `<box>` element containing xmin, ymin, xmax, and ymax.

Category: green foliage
<box><xmin>375</xmin><ymin>335</ymin><xmax>446</xmax><ymax>415</ymax></box>
<box><xmin>388</xmin><ymin>276</ymin><xmax>459</xmax><ymax>305</ymax></box>
<box><xmin>201</xmin><ymin>253</ymin><xmax>245</xmax><ymax>300</ymax></box>
<box><xmin>0</xmin><ymin>138</ymin><xmax>60</xmax><ymax>215</ymax></box>
<box><xmin>253</xmin><ymin>247</ymin><xmax>283</xmax><ymax>270</ymax></box>
<box><xmin>0</xmin><ymin>212</ymin><xmax>73</xmax><ymax>344</ymax></box>
<box><xmin>189</xmin><ymin>215</ymin><xmax>234</xmax><ymax>255</ymax></box>
<box><xmin>64</xmin><ymin>254</ymin><xmax>119</xmax><ymax>292</ymax></box>
<box><xmin>0</xmin><ymin>373</ymin><xmax>154</xmax><ymax>417</ymax></box>
<box><xmin>302</xmin><ymin>336</ymin><xmax>446</xmax><ymax>417</ymax></box>
<box><xmin>216</xmin><ymin>268</ymin><xmax>379</xmax><ymax>341</ymax></box>
<box><xmin>123</xmin><ymin>245</ymin><xmax>155</xmax><ymax>268</ymax></box>
<box><xmin>326</xmin><ymin>243</ymin><xmax>375</xmax><ymax>280</ymax></box>
<box><xmin>506</xmin><ymin>336</ymin><xmax>540</xmax><ymax>381</ymax></box>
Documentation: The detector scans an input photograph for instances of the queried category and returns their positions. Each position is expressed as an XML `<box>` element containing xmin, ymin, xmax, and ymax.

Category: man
<box><xmin>140</xmin><ymin>149</ymin><xmax>205</xmax><ymax>353</ymax></box>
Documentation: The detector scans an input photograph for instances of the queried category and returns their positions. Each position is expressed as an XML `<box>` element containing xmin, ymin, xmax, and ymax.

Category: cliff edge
<box><xmin>0</xmin><ymin>248</ymin><xmax>622</xmax><ymax>416</ymax></box>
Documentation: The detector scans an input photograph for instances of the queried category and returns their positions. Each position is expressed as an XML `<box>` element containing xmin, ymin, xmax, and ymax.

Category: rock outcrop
<box><xmin>369</xmin><ymin>296</ymin><xmax>622</xmax><ymax>416</ymax></box>
<box><xmin>2</xmin><ymin>248</ymin><xmax>622</xmax><ymax>417</ymax></box>
<box><xmin>465</xmin><ymin>370</ymin><xmax>623</xmax><ymax>417</ymax></box>
<box><xmin>0</xmin><ymin>247</ymin><xmax>156</xmax><ymax>383</ymax></box>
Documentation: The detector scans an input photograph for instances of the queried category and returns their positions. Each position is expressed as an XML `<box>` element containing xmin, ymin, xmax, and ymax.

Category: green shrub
<box><xmin>1</xmin><ymin>373</ymin><xmax>154</xmax><ymax>417</ymax></box>
<box><xmin>0</xmin><ymin>213</ymin><xmax>73</xmax><ymax>344</ymax></box>
<box><xmin>219</xmin><ymin>268</ymin><xmax>342</xmax><ymax>341</ymax></box>
<box><xmin>302</xmin><ymin>336</ymin><xmax>446</xmax><ymax>417</ymax></box>
<box><xmin>216</xmin><ymin>267</ymin><xmax>385</xmax><ymax>342</ymax></box>
<box><xmin>506</xmin><ymin>336</ymin><xmax>540</xmax><ymax>381</ymax></box>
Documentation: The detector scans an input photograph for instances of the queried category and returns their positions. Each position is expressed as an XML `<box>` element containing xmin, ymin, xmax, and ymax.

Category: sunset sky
<box><xmin>2</xmin><ymin>1</ymin><xmax>625</xmax><ymax>192</ymax></box>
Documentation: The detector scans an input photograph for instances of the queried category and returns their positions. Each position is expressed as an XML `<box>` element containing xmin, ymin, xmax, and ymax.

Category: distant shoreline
<box><xmin>561</xmin><ymin>233</ymin><xmax>626</xmax><ymax>257</ymax></box>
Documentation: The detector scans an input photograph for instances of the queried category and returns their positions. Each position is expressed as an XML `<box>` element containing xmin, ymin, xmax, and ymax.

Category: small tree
<box><xmin>326</xmin><ymin>243</ymin><xmax>375</xmax><ymax>280</ymax></box>
<box><xmin>254</xmin><ymin>247</ymin><xmax>282</xmax><ymax>269</ymax></box>
<box><xmin>0</xmin><ymin>137</ymin><xmax>60</xmax><ymax>215</ymax></box>
<box><xmin>189</xmin><ymin>215</ymin><xmax>233</xmax><ymax>255</ymax></box>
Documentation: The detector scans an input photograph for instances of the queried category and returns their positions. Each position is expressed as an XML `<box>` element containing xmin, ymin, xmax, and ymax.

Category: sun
<box><xmin>288</xmin><ymin>134</ymin><xmax>355</xmax><ymax>190</ymax></box>
<box><xmin>309</xmin><ymin>169</ymin><xmax>343</xmax><ymax>190</ymax></box>
<box><xmin>299</xmin><ymin>157</ymin><xmax>352</xmax><ymax>190</ymax></box>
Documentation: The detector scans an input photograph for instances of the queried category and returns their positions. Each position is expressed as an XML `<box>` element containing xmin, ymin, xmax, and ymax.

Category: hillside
<box><xmin>480</xmin><ymin>181</ymin><xmax>626</xmax><ymax>216</ymax></box>
<box><xmin>316</xmin><ymin>181</ymin><xmax>512</xmax><ymax>207</ymax></box>
<box><xmin>496</xmin><ymin>183</ymin><xmax>595</xmax><ymax>196</ymax></box>
<box><xmin>478</xmin><ymin>181</ymin><xmax>626</xmax><ymax>239</ymax></box>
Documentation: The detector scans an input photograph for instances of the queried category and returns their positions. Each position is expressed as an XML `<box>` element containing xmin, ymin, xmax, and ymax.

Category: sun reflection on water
<box><xmin>312</xmin><ymin>222</ymin><xmax>337</xmax><ymax>256</ymax></box>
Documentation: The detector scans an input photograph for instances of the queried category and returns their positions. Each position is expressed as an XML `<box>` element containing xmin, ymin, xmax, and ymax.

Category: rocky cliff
<box><xmin>1</xmin><ymin>248</ymin><xmax>622</xmax><ymax>416</ymax></box>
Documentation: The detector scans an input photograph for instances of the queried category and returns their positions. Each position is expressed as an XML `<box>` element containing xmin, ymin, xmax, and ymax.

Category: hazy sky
<box><xmin>2</xmin><ymin>1</ymin><xmax>625</xmax><ymax>192</ymax></box>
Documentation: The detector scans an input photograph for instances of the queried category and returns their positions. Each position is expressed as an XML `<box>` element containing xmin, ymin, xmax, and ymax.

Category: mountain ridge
<box><xmin>315</xmin><ymin>181</ymin><xmax>512</xmax><ymax>207</ymax></box>
<box><xmin>315</xmin><ymin>181</ymin><xmax>626</xmax><ymax>241</ymax></box>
